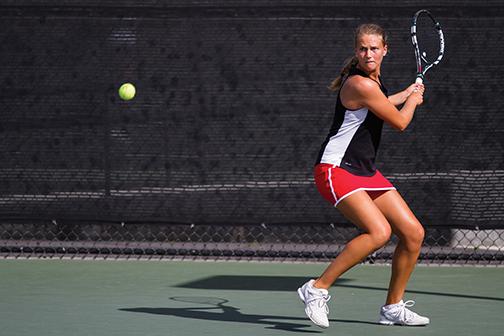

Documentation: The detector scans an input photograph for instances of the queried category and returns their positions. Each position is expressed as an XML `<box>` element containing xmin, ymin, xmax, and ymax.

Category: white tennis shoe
<box><xmin>297</xmin><ymin>279</ymin><xmax>331</xmax><ymax>328</ymax></box>
<box><xmin>379</xmin><ymin>300</ymin><xmax>430</xmax><ymax>326</ymax></box>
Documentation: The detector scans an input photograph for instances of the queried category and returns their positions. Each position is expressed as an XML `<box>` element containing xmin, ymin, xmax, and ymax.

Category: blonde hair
<box><xmin>329</xmin><ymin>24</ymin><xmax>388</xmax><ymax>92</ymax></box>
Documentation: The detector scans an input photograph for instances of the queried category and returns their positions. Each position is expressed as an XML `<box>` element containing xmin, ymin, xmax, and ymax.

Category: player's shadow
<box><xmin>120</xmin><ymin>296</ymin><xmax>379</xmax><ymax>333</ymax></box>
<box><xmin>176</xmin><ymin>275</ymin><xmax>504</xmax><ymax>302</ymax></box>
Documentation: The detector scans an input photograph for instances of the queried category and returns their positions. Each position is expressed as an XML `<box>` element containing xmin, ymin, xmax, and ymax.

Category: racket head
<box><xmin>411</xmin><ymin>9</ymin><xmax>445</xmax><ymax>82</ymax></box>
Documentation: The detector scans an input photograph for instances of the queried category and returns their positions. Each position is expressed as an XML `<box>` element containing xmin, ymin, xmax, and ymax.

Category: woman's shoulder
<box><xmin>342</xmin><ymin>75</ymin><xmax>381</xmax><ymax>96</ymax></box>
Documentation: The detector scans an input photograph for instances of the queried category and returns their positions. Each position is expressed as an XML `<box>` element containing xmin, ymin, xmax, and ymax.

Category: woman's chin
<box><xmin>362</xmin><ymin>63</ymin><xmax>377</xmax><ymax>71</ymax></box>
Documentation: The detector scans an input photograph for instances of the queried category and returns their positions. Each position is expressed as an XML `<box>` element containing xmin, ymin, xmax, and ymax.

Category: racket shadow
<box><xmin>119</xmin><ymin>296</ymin><xmax>379</xmax><ymax>333</ymax></box>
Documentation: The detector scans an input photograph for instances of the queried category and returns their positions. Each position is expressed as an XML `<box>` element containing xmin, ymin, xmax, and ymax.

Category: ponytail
<box><xmin>328</xmin><ymin>56</ymin><xmax>358</xmax><ymax>92</ymax></box>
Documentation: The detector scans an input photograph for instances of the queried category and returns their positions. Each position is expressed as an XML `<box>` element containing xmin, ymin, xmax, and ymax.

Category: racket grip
<box><xmin>415</xmin><ymin>77</ymin><xmax>423</xmax><ymax>84</ymax></box>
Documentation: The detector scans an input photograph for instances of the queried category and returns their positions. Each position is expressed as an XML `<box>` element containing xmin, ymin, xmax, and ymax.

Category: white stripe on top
<box><xmin>319</xmin><ymin>107</ymin><xmax>368</xmax><ymax>166</ymax></box>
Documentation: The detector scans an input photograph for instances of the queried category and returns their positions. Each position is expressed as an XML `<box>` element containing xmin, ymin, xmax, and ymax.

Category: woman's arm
<box><xmin>341</xmin><ymin>77</ymin><xmax>424</xmax><ymax>131</ymax></box>
<box><xmin>388</xmin><ymin>83</ymin><xmax>424</xmax><ymax>106</ymax></box>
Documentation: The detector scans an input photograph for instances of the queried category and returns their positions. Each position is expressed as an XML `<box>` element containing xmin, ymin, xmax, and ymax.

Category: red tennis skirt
<box><xmin>314</xmin><ymin>163</ymin><xmax>395</xmax><ymax>206</ymax></box>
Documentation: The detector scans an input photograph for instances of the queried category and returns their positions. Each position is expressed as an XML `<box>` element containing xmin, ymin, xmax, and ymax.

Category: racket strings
<box><xmin>415</xmin><ymin>15</ymin><xmax>441</xmax><ymax>65</ymax></box>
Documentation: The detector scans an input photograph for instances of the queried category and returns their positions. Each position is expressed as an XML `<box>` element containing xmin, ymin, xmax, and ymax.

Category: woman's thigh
<box><xmin>371</xmin><ymin>190</ymin><xmax>424</xmax><ymax>241</ymax></box>
<box><xmin>336</xmin><ymin>190</ymin><xmax>391</xmax><ymax>236</ymax></box>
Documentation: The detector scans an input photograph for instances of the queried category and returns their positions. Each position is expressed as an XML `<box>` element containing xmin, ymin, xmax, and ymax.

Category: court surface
<box><xmin>1</xmin><ymin>259</ymin><xmax>503</xmax><ymax>336</ymax></box>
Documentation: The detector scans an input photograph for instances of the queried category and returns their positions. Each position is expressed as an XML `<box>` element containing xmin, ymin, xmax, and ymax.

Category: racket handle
<box><xmin>415</xmin><ymin>75</ymin><xmax>423</xmax><ymax>84</ymax></box>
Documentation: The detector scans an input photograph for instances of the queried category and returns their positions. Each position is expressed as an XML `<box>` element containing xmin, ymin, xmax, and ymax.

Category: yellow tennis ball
<box><xmin>118</xmin><ymin>83</ymin><xmax>136</xmax><ymax>101</ymax></box>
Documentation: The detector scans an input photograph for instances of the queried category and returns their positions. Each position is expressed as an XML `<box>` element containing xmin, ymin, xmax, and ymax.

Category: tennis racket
<box><xmin>411</xmin><ymin>9</ymin><xmax>445</xmax><ymax>84</ymax></box>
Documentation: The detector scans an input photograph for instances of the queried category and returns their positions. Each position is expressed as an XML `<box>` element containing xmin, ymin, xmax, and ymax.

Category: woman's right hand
<box><xmin>407</xmin><ymin>90</ymin><xmax>424</xmax><ymax>106</ymax></box>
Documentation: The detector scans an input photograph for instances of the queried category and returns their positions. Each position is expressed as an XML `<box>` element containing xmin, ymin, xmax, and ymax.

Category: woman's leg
<box><xmin>372</xmin><ymin>190</ymin><xmax>425</xmax><ymax>304</ymax></box>
<box><xmin>313</xmin><ymin>190</ymin><xmax>392</xmax><ymax>289</ymax></box>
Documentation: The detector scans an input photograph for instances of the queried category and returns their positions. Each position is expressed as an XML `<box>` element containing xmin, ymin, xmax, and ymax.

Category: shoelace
<box><xmin>306</xmin><ymin>293</ymin><xmax>331</xmax><ymax>314</ymax></box>
<box><xmin>398</xmin><ymin>300</ymin><xmax>419</xmax><ymax>322</ymax></box>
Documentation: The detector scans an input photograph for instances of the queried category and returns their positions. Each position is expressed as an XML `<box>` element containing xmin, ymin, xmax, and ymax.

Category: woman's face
<box><xmin>355</xmin><ymin>34</ymin><xmax>388</xmax><ymax>73</ymax></box>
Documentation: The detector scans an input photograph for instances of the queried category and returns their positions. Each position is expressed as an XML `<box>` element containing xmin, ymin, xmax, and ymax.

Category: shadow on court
<box><xmin>175</xmin><ymin>275</ymin><xmax>354</xmax><ymax>291</ymax></box>
<box><xmin>120</xmin><ymin>296</ymin><xmax>379</xmax><ymax>333</ymax></box>
<box><xmin>176</xmin><ymin>275</ymin><xmax>504</xmax><ymax>302</ymax></box>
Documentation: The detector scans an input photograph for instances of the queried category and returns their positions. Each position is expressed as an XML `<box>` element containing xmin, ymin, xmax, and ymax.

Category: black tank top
<box><xmin>316</xmin><ymin>66</ymin><xmax>389</xmax><ymax>176</ymax></box>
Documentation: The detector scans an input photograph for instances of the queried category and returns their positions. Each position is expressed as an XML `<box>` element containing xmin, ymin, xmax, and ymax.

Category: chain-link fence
<box><xmin>1</xmin><ymin>1</ymin><xmax>503</xmax><ymax>264</ymax></box>
<box><xmin>1</xmin><ymin>221</ymin><xmax>503</xmax><ymax>265</ymax></box>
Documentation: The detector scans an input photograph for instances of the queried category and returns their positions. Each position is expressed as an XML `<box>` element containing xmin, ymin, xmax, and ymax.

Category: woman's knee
<box><xmin>400</xmin><ymin>223</ymin><xmax>425</xmax><ymax>251</ymax></box>
<box><xmin>369</xmin><ymin>225</ymin><xmax>392</xmax><ymax>248</ymax></box>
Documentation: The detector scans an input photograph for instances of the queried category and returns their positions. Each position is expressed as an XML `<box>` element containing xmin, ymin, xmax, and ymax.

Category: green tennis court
<box><xmin>1</xmin><ymin>259</ymin><xmax>502</xmax><ymax>336</ymax></box>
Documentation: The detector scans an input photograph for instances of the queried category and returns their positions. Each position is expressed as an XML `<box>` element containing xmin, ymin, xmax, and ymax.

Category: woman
<box><xmin>297</xmin><ymin>24</ymin><xmax>429</xmax><ymax>328</ymax></box>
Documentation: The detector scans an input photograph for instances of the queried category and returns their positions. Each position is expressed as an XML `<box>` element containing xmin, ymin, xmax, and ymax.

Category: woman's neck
<box><xmin>356</xmin><ymin>64</ymin><xmax>381</xmax><ymax>81</ymax></box>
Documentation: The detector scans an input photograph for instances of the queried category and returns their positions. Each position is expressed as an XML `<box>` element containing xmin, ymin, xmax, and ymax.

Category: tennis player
<box><xmin>297</xmin><ymin>23</ymin><xmax>429</xmax><ymax>328</ymax></box>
